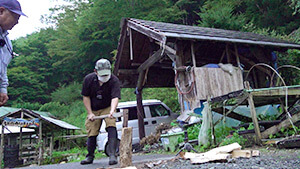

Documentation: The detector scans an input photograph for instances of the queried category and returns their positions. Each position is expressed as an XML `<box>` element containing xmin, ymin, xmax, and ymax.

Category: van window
<box><xmin>149</xmin><ymin>104</ymin><xmax>170</xmax><ymax>117</ymax></box>
<box><xmin>121</xmin><ymin>107</ymin><xmax>145</xmax><ymax>120</ymax></box>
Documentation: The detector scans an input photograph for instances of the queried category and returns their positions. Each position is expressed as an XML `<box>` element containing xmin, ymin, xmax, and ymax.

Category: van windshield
<box><xmin>149</xmin><ymin>104</ymin><xmax>170</xmax><ymax>117</ymax></box>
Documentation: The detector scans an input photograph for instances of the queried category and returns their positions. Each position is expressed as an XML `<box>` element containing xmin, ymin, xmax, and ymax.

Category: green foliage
<box><xmin>62</xmin><ymin>100</ymin><xmax>87</xmax><ymax>131</ymax></box>
<box><xmin>39</xmin><ymin>102</ymin><xmax>69</xmax><ymax>119</ymax></box>
<box><xmin>219</xmin><ymin>132</ymin><xmax>247</xmax><ymax>147</ymax></box>
<box><xmin>50</xmin><ymin>82</ymin><xmax>82</xmax><ymax>105</ymax></box>
<box><xmin>197</xmin><ymin>0</ymin><xmax>246</xmax><ymax>30</ymax></box>
<box><xmin>242</xmin><ymin>0</ymin><xmax>300</xmax><ymax>34</ymax></box>
<box><xmin>187</xmin><ymin>123</ymin><xmax>201</xmax><ymax>140</ymax></box>
<box><xmin>11</xmin><ymin>102</ymin><xmax>42</xmax><ymax>111</ymax></box>
<box><xmin>121</xmin><ymin>88</ymin><xmax>180</xmax><ymax>113</ymax></box>
<box><xmin>43</xmin><ymin>147</ymin><xmax>106</xmax><ymax>165</ymax></box>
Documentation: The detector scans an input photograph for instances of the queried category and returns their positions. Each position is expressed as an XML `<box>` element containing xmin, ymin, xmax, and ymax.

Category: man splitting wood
<box><xmin>81</xmin><ymin>58</ymin><xmax>121</xmax><ymax>165</ymax></box>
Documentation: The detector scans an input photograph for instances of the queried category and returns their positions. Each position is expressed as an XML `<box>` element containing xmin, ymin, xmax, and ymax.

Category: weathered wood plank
<box><xmin>261</xmin><ymin>112</ymin><xmax>300</xmax><ymax>139</ymax></box>
<box><xmin>245</xmin><ymin>81</ymin><xmax>262</xmax><ymax>144</ymax></box>
<box><xmin>247</xmin><ymin>85</ymin><xmax>300</xmax><ymax>96</ymax></box>
<box><xmin>194</xmin><ymin>67</ymin><xmax>244</xmax><ymax>100</ymax></box>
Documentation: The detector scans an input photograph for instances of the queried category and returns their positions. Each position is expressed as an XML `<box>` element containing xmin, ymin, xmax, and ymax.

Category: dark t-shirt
<box><xmin>81</xmin><ymin>73</ymin><xmax>121</xmax><ymax>111</ymax></box>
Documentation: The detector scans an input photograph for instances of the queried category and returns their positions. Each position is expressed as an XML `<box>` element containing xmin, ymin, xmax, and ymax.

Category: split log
<box><xmin>119</xmin><ymin>127</ymin><xmax>133</xmax><ymax>168</ymax></box>
<box><xmin>184</xmin><ymin>143</ymin><xmax>241</xmax><ymax>164</ymax></box>
<box><xmin>190</xmin><ymin>153</ymin><xmax>231</xmax><ymax>164</ymax></box>
<box><xmin>231</xmin><ymin>150</ymin><xmax>252</xmax><ymax>158</ymax></box>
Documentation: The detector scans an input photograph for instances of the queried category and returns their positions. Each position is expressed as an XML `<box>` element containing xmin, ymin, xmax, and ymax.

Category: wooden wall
<box><xmin>194</xmin><ymin>67</ymin><xmax>244</xmax><ymax>100</ymax></box>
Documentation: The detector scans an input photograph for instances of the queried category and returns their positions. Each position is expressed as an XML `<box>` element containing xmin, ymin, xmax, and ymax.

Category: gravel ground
<box><xmin>138</xmin><ymin>147</ymin><xmax>300</xmax><ymax>169</ymax></box>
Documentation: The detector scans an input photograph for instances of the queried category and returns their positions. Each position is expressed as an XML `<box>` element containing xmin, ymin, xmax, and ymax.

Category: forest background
<box><xmin>7</xmin><ymin>0</ymin><xmax>300</xmax><ymax>132</ymax></box>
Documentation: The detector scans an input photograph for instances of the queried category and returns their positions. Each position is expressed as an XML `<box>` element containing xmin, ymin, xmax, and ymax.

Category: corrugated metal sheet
<box><xmin>41</xmin><ymin>115</ymin><xmax>80</xmax><ymax>130</ymax></box>
<box><xmin>0</xmin><ymin>107</ymin><xmax>80</xmax><ymax>130</ymax></box>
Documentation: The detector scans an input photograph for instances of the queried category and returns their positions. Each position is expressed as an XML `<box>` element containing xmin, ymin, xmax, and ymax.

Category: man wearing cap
<box><xmin>81</xmin><ymin>58</ymin><xmax>121</xmax><ymax>165</ymax></box>
<box><xmin>0</xmin><ymin>0</ymin><xmax>26</xmax><ymax>106</ymax></box>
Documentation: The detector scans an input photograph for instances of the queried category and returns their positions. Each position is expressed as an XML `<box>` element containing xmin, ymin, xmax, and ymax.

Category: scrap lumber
<box><xmin>119</xmin><ymin>127</ymin><xmax>133</xmax><ymax>168</ymax></box>
<box><xmin>184</xmin><ymin>143</ymin><xmax>241</xmax><ymax>164</ymax></box>
<box><xmin>231</xmin><ymin>150</ymin><xmax>251</xmax><ymax>158</ymax></box>
<box><xmin>190</xmin><ymin>153</ymin><xmax>231</xmax><ymax>164</ymax></box>
<box><xmin>184</xmin><ymin>143</ymin><xmax>260</xmax><ymax>164</ymax></box>
<box><xmin>261</xmin><ymin>112</ymin><xmax>300</xmax><ymax>139</ymax></box>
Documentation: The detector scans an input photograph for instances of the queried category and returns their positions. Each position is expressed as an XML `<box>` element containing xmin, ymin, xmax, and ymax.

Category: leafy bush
<box><xmin>39</xmin><ymin>102</ymin><xmax>69</xmax><ymax>119</ymax></box>
<box><xmin>50</xmin><ymin>82</ymin><xmax>82</xmax><ymax>105</ymax></box>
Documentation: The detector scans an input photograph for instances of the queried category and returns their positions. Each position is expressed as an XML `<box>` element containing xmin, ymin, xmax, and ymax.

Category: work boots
<box><xmin>80</xmin><ymin>156</ymin><xmax>94</xmax><ymax>165</ymax></box>
<box><xmin>81</xmin><ymin>136</ymin><xmax>96</xmax><ymax>165</ymax></box>
<box><xmin>107</xmin><ymin>137</ymin><xmax>118</xmax><ymax>165</ymax></box>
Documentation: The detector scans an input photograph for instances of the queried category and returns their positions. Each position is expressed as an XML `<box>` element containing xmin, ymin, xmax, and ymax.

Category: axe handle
<box><xmin>94</xmin><ymin>112</ymin><xmax>123</xmax><ymax>120</ymax></box>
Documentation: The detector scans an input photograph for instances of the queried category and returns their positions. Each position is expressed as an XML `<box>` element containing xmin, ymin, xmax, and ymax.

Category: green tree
<box><xmin>197</xmin><ymin>0</ymin><xmax>246</xmax><ymax>30</ymax></box>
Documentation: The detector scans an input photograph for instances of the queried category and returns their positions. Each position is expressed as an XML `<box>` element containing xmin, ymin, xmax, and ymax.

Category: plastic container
<box><xmin>160</xmin><ymin>132</ymin><xmax>184</xmax><ymax>152</ymax></box>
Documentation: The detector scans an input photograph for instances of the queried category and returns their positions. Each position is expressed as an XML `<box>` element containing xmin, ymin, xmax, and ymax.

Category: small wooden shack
<box><xmin>0</xmin><ymin>107</ymin><xmax>80</xmax><ymax>168</ymax></box>
<box><xmin>114</xmin><ymin>18</ymin><xmax>300</xmax><ymax>142</ymax></box>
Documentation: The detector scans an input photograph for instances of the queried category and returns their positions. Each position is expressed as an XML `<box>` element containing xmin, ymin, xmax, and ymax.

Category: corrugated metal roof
<box><xmin>128</xmin><ymin>18</ymin><xmax>300</xmax><ymax>49</ymax></box>
<box><xmin>41</xmin><ymin>115</ymin><xmax>80</xmax><ymax>130</ymax></box>
<box><xmin>0</xmin><ymin>107</ymin><xmax>80</xmax><ymax>130</ymax></box>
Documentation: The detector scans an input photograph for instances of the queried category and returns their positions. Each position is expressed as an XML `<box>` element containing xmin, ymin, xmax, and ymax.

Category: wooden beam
<box><xmin>137</xmin><ymin>48</ymin><xmax>163</xmax><ymax>73</ymax></box>
<box><xmin>261</xmin><ymin>112</ymin><xmax>300</xmax><ymax>139</ymax></box>
<box><xmin>245</xmin><ymin>81</ymin><xmax>261</xmax><ymax>144</ymax></box>
<box><xmin>239</xmin><ymin>54</ymin><xmax>271</xmax><ymax>76</ymax></box>
<box><xmin>213</xmin><ymin>94</ymin><xmax>249</xmax><ymax>126</ymax></box>
<box><xmin>247</xmin><ymin>85</ymin><xmax>300</xmax><ymax>96</ymax></box>
<box><xmin>191</xmin><ymin>41</ymin><xmax>196</xmax><ymax>67</ymax></box>
<box><xmin>127</xmin><ymin>20</ymin><xmax>165</xmax><ymax>43</ymax></box>
<box><xmin>136</xmin><ymin>89</ymin><xmax>145</xmax><ymax>139</ymax></box>
<box><xmin>113</xmin><ymin>18</ymin><xmax>128</xmax><ymax>75</ymax></box>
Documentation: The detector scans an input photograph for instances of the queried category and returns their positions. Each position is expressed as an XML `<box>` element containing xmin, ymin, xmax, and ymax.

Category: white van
<box><xmin>96</xmin><ymin>99</ymin><xmax>178</xmax><ymax>154</ymax></box>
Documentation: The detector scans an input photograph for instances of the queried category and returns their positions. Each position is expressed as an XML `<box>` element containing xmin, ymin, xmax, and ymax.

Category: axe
<box><xmin>94</xmin><ymin>112</ymin><xmax>123</xmax><ymax>120</ymax></box>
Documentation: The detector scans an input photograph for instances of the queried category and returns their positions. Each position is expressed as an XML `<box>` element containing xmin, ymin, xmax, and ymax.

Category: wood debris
<box><xmin>182</xmin><ymin>142</ymin><xmax>259</xmax><ymax>164</ymax></box>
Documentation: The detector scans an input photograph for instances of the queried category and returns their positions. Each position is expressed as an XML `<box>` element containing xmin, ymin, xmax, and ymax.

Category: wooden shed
<box><xmin>0</xmin><ymin>107</ymin><xmax>80</xmax><ymax>167</ymax></box>
<box><xmin>114</xmin><ymin>18</ymin><xmax>300</xmax><ymax>141</ymax></box>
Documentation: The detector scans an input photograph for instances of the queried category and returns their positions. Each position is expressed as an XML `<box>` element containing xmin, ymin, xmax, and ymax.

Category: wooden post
<box><xmin>123</xmin><ymin>109</ymin><xmax>129</xmax><ymax>128</ymax></box>
<box><xmin>50</xmin><ymin>132</ymin><xmax>54</xmax><ymax>156</ymax></box>
<box><xmin>38</xmin><ymin>120</ymin><xmax>42</xmax><ymax>165</ymax></box>
<box><xmin>0</xmin><ymin>123</ymin><xmax>4</xmax><ymax>169</ymax></box>
<box><xmin>207</xmin><ymin>96</ymin><xmax>216</xmax><ymax>145</ymax></box>
<box><xmin>20</xmin><ymin>111</ymin><xmax>23</xmax><ymax>158</ymax></box>
<box><xmin>244</xmin><ymin>81</ymin><xmax>261</xmax><ymax>144</ymax></box>
<box><xmin>136</xmin><ymin>89</ymin><xmax>145</xmax><ymax>139</ymax></box>
<box><xmin>191</xmin><ymin>41</ymin><xmax>196</xmax><ymax>67</ymax></box>
<box><xmin>119</xmin><ymin>127</ymin><xmax>132</xmax><ymax>168</ymax></box>
<box><xmin>19</xmin><ymin>127</ymin><xmax>23</xmax><ymax>158</ymax></box>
